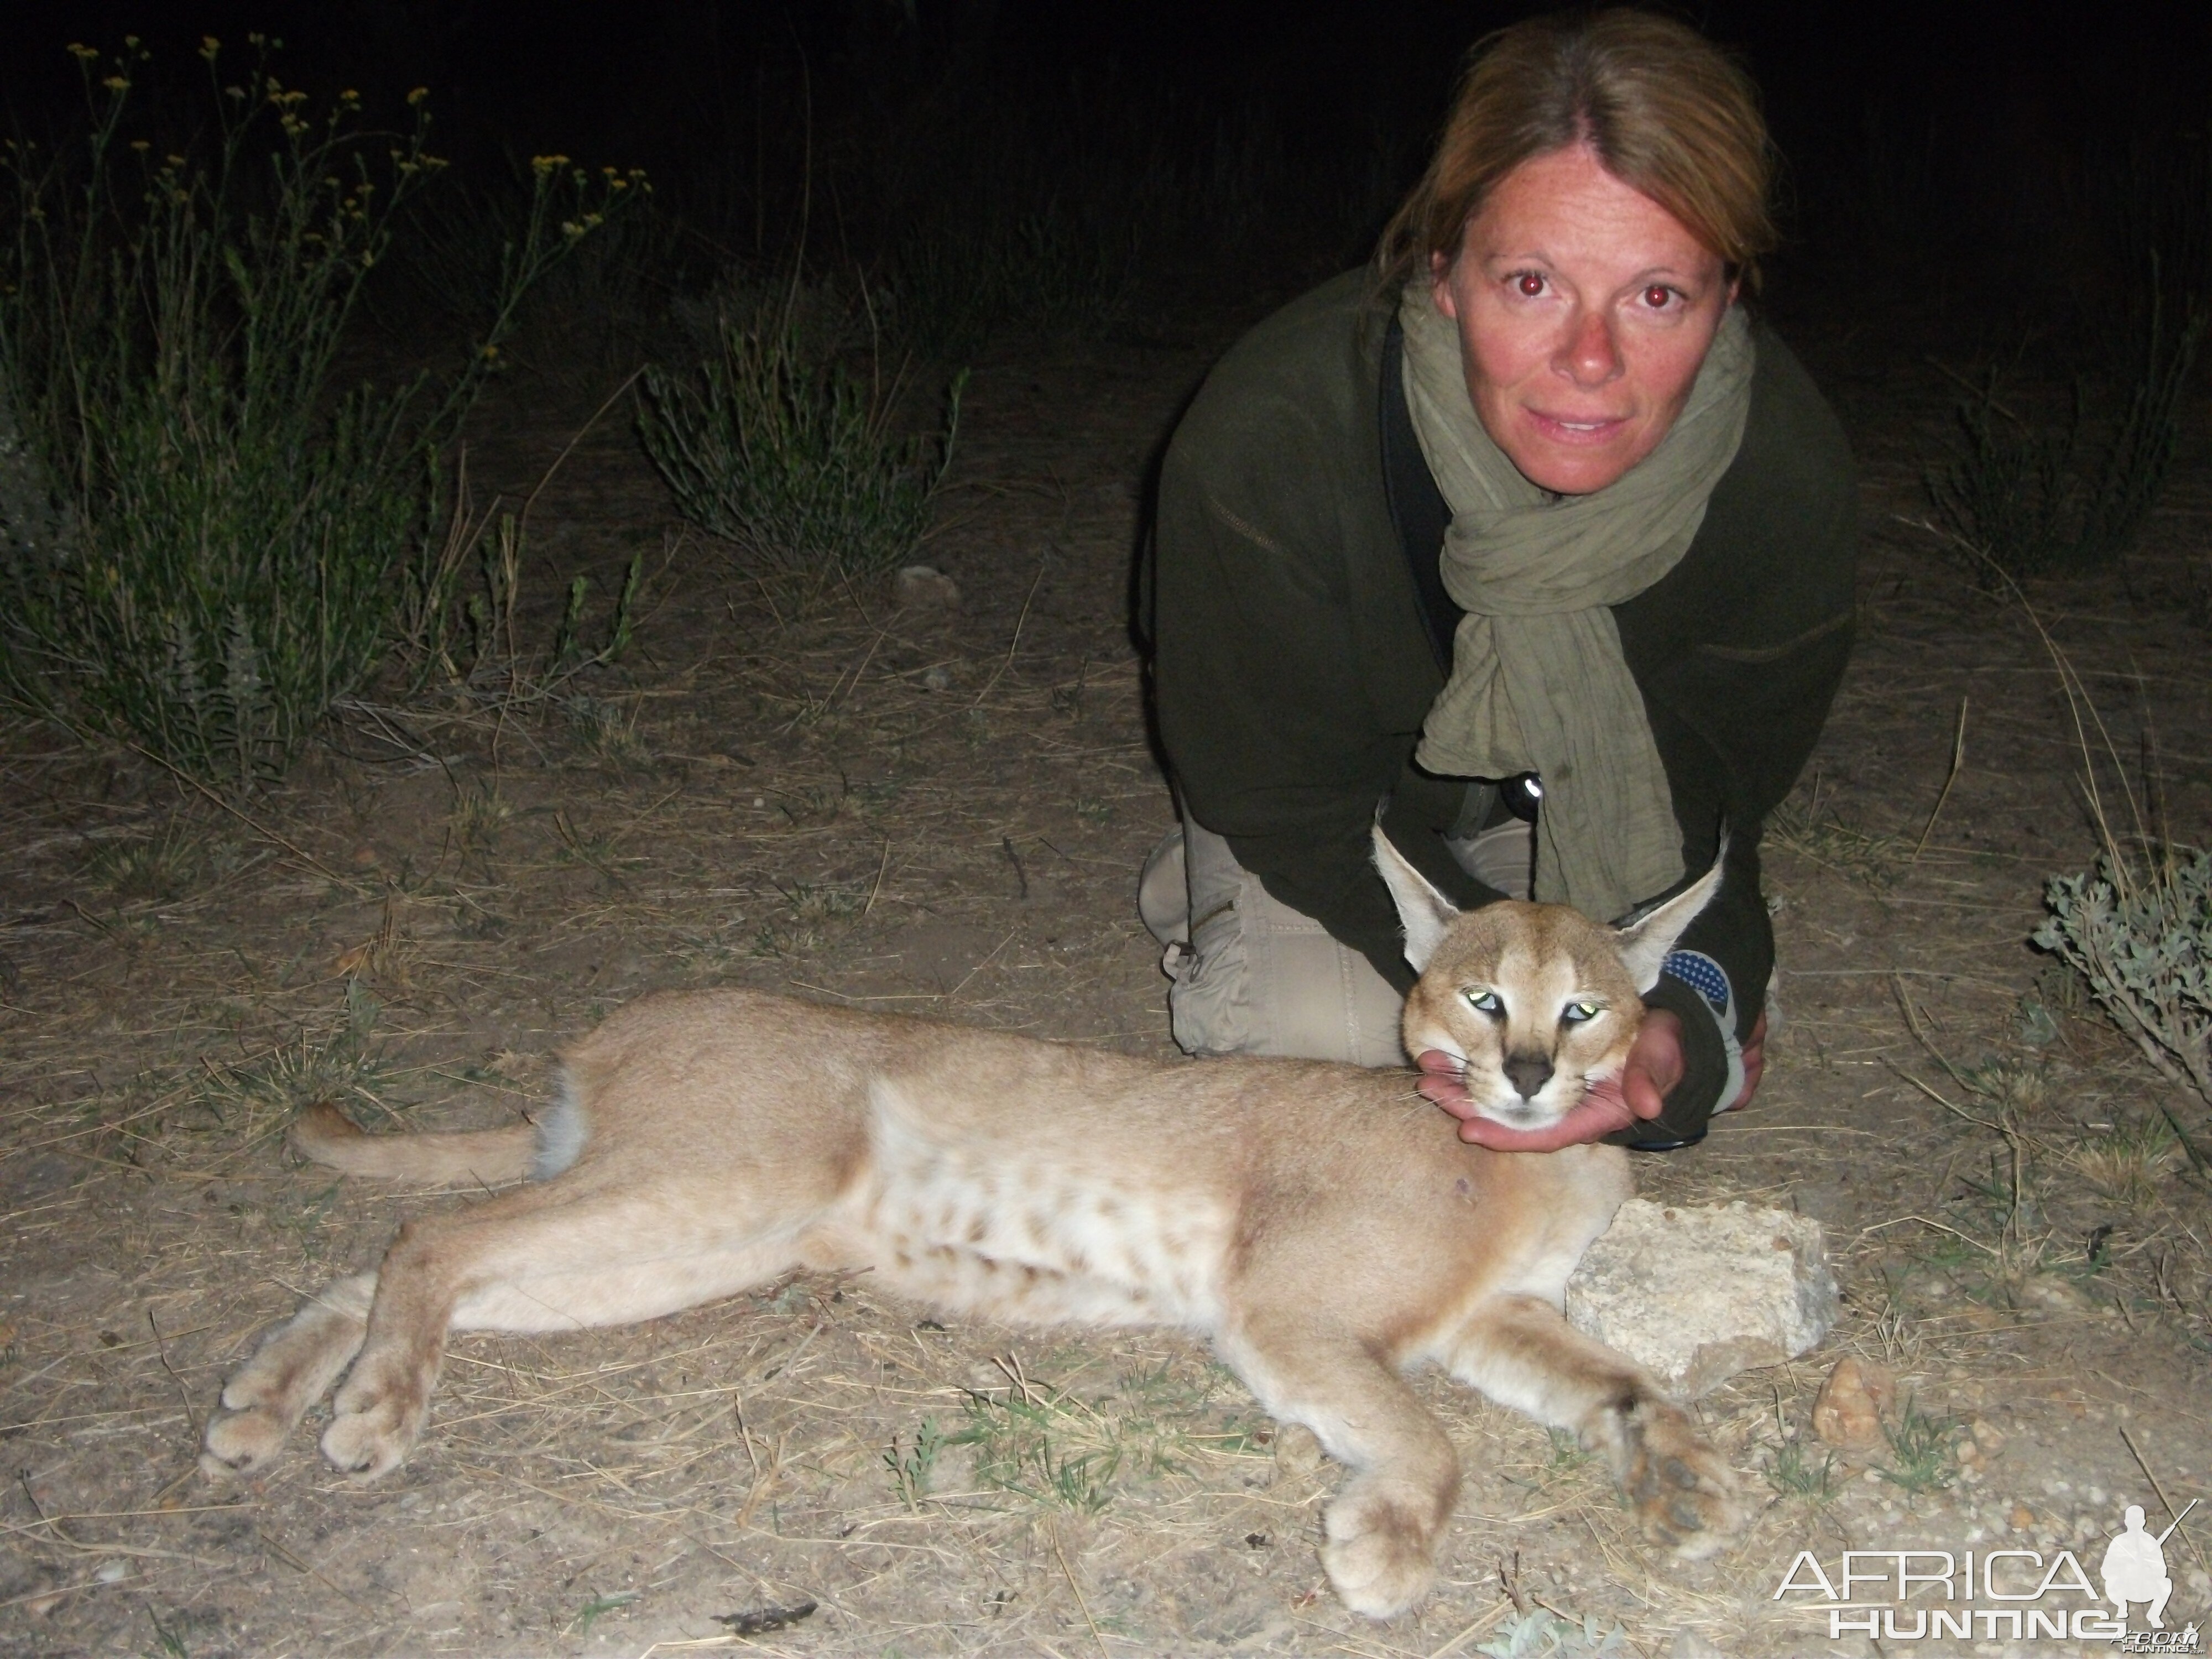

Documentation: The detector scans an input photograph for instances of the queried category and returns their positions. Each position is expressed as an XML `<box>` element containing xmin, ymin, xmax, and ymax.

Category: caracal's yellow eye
<box><xmin>1561</xmin><ymin>1000</ymin><xmax>1600</xmax><ymax>1025</ymax></box>
<box><xmin>1463</xmin><ymin>988</ymin><xmax>1503</xmax><ymax>1015</ymax></box>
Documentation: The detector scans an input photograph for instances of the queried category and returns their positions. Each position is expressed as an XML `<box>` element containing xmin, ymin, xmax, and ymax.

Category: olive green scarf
<box><xmin>1397</xmin><ymin>283</ymin><xmax>1754</xmax><ymax>921</ymax></box>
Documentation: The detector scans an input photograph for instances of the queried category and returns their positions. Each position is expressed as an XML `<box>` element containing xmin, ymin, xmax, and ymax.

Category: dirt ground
<box><xmin>3</xmin><ymin>271</ymin><xmax>2210</xmax><ymax>1659</ymax></box>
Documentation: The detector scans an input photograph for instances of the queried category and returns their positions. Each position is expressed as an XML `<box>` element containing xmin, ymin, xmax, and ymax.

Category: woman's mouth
<box><xmin>1527</xmin><ymin>410</ymin><xmax>1629</xmax><ymax>444</ymax></box>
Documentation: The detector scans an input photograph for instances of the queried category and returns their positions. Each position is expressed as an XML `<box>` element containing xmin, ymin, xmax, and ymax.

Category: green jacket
<box><xmin>1144</xmin><ymin>270</ymin><xmax>1857</xmax><ymax>1148</ymax></box>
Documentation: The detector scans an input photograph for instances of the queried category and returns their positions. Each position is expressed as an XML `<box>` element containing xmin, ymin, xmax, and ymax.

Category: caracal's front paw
<box><xmin>1612</xmin><ymin>1398</ymin><xmax>1743</xmax><ymax>1559</ymax></box>
<box><xmin>200</xmin><ymin>1346</ymin><xmax>329</xmax><ymax>1479</ymax></box>
<box><xmin>201</xmin><ymin>1397</ymin><xmax>296</xmax><ymax>1479</ymax></box>
<box><xmin>321</xmin><ymin>1349</ymin><xmax>434</xmax><ymax>1479</ymax></box>
<box><xmin>1319</xmin><ymin>1475</ymin><xmax>1443</xmax><ymax>1619</ymax></box>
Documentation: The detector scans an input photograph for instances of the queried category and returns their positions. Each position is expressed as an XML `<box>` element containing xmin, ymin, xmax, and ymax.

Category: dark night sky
<box><xmin>6</xmin><ymin>2</ymin><xmax>2206</xmax><ymax>154</ymax></box>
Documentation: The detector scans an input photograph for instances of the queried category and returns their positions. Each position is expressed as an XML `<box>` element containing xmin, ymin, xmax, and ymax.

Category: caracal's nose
<box><xmin>1503</xmin><ymin>1052</ymin><xmax>1555</xmax><ymax>1100</ymax></box>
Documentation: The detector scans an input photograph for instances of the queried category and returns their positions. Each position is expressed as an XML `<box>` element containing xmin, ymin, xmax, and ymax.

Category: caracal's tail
<box><xmin>288</xmin><ymin>1101</ymin><xmax>541</xmax><ymax>1186</ymax></box>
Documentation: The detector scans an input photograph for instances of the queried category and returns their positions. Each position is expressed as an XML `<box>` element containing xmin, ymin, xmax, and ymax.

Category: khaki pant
<box><xmin>1139</xmin><ymin>810</ymin><xmax>1531</xmax><ymax>1067</ymax></box>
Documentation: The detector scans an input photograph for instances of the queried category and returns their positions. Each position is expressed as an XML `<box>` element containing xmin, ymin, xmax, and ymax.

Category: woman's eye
<box><xmin>1561</xmin><ymin>1001</ymin><xmax>1601</xmax><ymax>1024</ymax></box>
<box><xmin>1514</xmin><ymin>272</ymin><xmax>1546</xmax><ymax>298</ymax></box>
<box><xmin>1641</xmin><ymin>284</ymin><xmax>1677</xmax><ymax>310</ymax></box>
<box><xmin>1464</xmin><ymin>988</ymin><xmax>1503</xmax><ymax>1014</ymax></box>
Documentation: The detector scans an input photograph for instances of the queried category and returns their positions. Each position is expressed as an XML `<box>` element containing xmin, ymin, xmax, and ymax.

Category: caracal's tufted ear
<box><xmin>1611</xmin><ymin>836</ymin><xmax>1729</xmax><ymax>994</ymax></box>
<box><xmin>1371</xmin><ymin>823</ymin><xmax>1461</xmax><ymax>975</ymax></box>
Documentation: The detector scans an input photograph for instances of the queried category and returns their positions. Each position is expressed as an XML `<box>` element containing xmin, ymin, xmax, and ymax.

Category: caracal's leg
<box><xmin>1217</xmin><ymin>1312</ymin><xmax>1460</xmax><ymax>1620</ymax></box>
<box><xmin>1448</xmin><ymin>1293</ymin><xmax>1743</xmax><ymax>1556</ymax></box>
<box><xmin>322</xmin><ymin>1178</ymin><xmax>817</xmax><ymax>1479</ymax></box>
<box><xmin>201</xmin><ymin>1272</ymin><xmax>377</xmax><ymax>1479</ymax></box>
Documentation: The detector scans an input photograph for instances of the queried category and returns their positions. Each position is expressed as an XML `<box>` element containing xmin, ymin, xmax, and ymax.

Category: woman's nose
<box><xmin>1555</xmin><ymin>306</ymin><xmax>1623</xmax><ymax>386</ymax></box>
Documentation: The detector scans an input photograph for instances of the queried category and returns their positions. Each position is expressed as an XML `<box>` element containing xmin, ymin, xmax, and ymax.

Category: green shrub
<box><xmin>637</xmin><ymin>286</ymin><xmax>963</xmax><ymax>587</ymax></box>
<box><xmin>884</xmin><ymin>200</ymin><xmax>1135</xmax><ymax>358</ymax></box>
<box><xmin>1928</xmin><ymin>283</ymin><xmax>2206</xmax><ymax>585</ymax></box>
<box><xmin>0</xmin><ymin>39</ymin><xmax>632</xmax><ymax>790</ymax></box>
<box><xmin>2037</xmin><ymin>847</ymin><xmax>2212</xmax><ymax>1117</ymax></box>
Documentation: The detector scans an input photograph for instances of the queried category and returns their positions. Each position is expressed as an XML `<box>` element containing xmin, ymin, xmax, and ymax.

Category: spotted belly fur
<box><xmin>841</xmin><ymin>1082</ymin><xmax>1231</xmax><ymax>1330</ymax></box>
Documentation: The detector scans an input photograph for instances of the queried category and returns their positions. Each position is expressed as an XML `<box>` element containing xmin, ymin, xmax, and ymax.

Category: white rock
<box><xmin>895</xmin><ymin>565</ymin><xmax>961</xmax><ymax>611</ymax></box>
<box><xmin>1566</xmin><ymin>1198</ymin><xmax>1838</xmax><ymax>1399</ymax></box>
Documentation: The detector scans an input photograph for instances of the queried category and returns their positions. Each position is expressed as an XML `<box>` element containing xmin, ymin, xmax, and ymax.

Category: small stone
<box><xmin>895</xmin><ymin>565</ymin><xmax>961</xmax><ymax>611</ymax></box>
<box><xmin>1271</xmin><ymin>1423</ymin><xmax>1325</xmax><ymax>1484</ymax></box>
<box><xmin>1564</xmin><ymin>1200</ymin><xmax>1839</xmax><ymax>1397</ymax></box>
<box><xmin>922</xmin><ymin>665</ymin><xmax>953</xmax><ymax>692</ymax></box>
<box><xmin>1813</xmin><ymin>1356</ymin><xmax>1897</xmax><ymax>1449</ymax></box>
<box><xmin>1969</xmin><ymin>1418</ymin><xmax>2006</xmax><ymax>1457</ymax></box>
<box><xmin>94</xmin><ymin>1561</ymin><xmax>128</xmax><ymax>1584</ymax></box>
<box><xmin>2009</xmin><ymin>1503</ymin><xmax>2036</xmax><ymax>1530</ymax></box>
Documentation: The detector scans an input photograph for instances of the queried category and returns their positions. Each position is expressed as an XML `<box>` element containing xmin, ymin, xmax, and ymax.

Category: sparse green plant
<box><xmin>951</xmin><ymin>1360</ymin><xmax>1239</xmax><ymax>1514</ymax></box>
<box><xmin>2066</xmin><ymin>1114</ymin><xmax>2184</xmax><ymax>1207</ymax></box>
<box><xmin>0</xmin><ymin>42</ymin><xmax>633</xmax><ymax>789</ymax></box>
<box><xmin>552</xmin><ymin>809</ymin><xmax>640</xmax><ymax>885</ymax></box>
<box><xmin>146</xmin><ymin>1605</ymin><xmax>191</xmax><ymax>1658</ymax></box>
<box><xmin>81</xmin><ymin>820</ymin><xmax>227</xmax><ymax>901</ymax></box>
<box><xmin>1476</xmin><ymin>1608</ymin><xmax>1627</xmax><ymax>1658</ymax></box>
<box><xmin>1766</xmin><ymin>783</ymin><xmax>1901</xmax><ymax>886</ymax></box>
<box><xmin>637</xmin><ymin>281</ymin><xmax>964</xmax><ymax>588</ymax></box>
<box><xmin>566</xmin><ymin>1590</ymin><xmax>639</xmax><ymax>1637</ymax></box>
<box><xmin>957</xmin><ymin>1383</ymin><xmax>1119</xmax><ymax>1513</ymax></box>
<box><xmin>884</xmin><ymin>1418</ymin><xmax>945</xmax><ymax>1510</ymax></box>
<box><xmin>197</xmin><ymin>980</ymin><xmax>395</xmax><ymax>1134</ymax></box>
<box><xmin>447</xmin><ymin>782</ymin><xmax>511</xmax><ymax>860</ymax></box>
<box><xmin>1877</xmin><ymin>1397</ymin><xmax>1961</xmax><ymax>1494</ymax></box>
<box><xmin>565</xmin><ymin>693</ymin><xmax>653</xmax><ymax>770</ymax></box>
<box><xmin>1957</xmin><ymin>1055</ymin><xmax>2049</xmax><ymax>1112</ymax></box>
<box><xmin>1766</xmin><ymin>1435</ymin><xmax>1837</xmax><ymax>1500</ymax></box>
<box><xmin>776</xmin><ymin>880</ymin><xmax>863</xmax><ymax>927</ymax></box>
<box><xmin>401</xmin><ymin>489</ymin><xmax>647</xmax><ymax>705</ymax></box>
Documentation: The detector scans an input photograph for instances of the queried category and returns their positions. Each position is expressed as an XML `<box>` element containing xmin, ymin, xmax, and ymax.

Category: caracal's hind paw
<box><xmin>1319</xmin><ymin>1475</ymin><xmax>1442</xmax><ymax>1619</ymax></box>
<box><xmin>321</xmin><ymin>1349</ymin><xmax>434</xmax><ymax>1479</ymax></box>
<box><xmin>1616</xmin><ymin>1399</ymin><xmax>1744</xmax><ymax>1558</ymax></box>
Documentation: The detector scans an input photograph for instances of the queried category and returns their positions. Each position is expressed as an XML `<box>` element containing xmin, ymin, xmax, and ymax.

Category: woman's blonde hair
<box><xmin>1376</xmin><ymin>8</ymin><xmax>1776</xmax><ymax>291</ymax></box>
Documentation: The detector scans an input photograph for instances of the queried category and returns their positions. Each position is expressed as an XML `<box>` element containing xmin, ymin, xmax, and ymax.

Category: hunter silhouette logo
<box><xmin>2103</xmin><ymin>1501</ymin><xmax>2195</xmax><ymax>1631</ymax></box>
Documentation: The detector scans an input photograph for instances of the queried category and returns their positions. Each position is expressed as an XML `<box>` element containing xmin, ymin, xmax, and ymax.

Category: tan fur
<box><xmin>201</xmin><ymin>831</ymin><xmax>1743</xmax><ymax>1620</ymax></box>
<box><xmin>288</xmin><ymin>1102</ymin><xmax>538</xmax><ymax>1186</ymax></box>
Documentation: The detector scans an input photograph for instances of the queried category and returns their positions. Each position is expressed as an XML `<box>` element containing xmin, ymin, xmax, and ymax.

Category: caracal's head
<box><xmin>1372</xmin><ymin>827</ymin><xmax>1723</xmax><ymax>1132</ymax></box>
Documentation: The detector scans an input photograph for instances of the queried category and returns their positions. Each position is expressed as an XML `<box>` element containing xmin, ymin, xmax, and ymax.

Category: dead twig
<box><xmin>1911</xmin><ymin>695</ymin><xmax>1968</xmax><ymax>862</ymax></box>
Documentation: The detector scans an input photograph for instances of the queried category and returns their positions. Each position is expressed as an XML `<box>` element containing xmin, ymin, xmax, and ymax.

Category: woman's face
<box><xmin>1430</xmin><ymin>143</ymin><xmax>1736</xmax><ymax>495</ymax></box>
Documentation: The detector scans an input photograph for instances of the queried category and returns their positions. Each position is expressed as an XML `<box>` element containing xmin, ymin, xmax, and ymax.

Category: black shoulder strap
<box><xmin>1379</xmin><ymin>314</ymin><xmax>1458</xmax><ymax>673</ymax></box>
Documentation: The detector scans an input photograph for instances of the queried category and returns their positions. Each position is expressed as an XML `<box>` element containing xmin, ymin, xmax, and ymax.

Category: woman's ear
<box><xmin>1429</xmin><ymin>247</ymin><xmax>1460</xmax><ymax>319</ymax></box>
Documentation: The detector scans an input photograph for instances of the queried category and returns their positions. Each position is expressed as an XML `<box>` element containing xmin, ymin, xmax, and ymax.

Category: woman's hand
<box><xmin>1416</xmin><ymin>1011</ymin><xmax>1770</xmax><ymax>1150</ymax></box>
<box><xmin>1417</xmin><ymin>1008</ymin><xmax>1768</xmax><ymax>1152</ymax></box>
